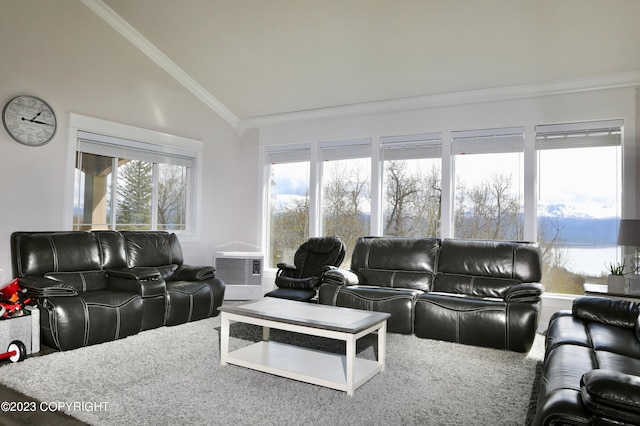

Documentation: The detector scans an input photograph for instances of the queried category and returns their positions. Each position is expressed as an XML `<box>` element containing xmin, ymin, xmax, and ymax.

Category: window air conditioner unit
<box><xmin>213</xmin><ymin>252</ymin><xmax>263</xmax><ymax>300</ymax></box>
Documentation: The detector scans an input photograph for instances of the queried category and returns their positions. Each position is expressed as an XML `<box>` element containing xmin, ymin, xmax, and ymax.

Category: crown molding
<box><xmin>239</xmin><ymin>70</ymin><xmax>640</xmax><ymax>132</ymax></box>
<box><xmin>81</xmin><ymin>0</ymin><xmax>240</xmax><ymax>130</ymax></box>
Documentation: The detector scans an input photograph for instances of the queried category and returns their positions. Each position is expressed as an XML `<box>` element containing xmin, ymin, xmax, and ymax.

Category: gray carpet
<box><xmin>0</xmin><ymin>315</ymin><xmax>544</xmax><ymax>425</ymax></box>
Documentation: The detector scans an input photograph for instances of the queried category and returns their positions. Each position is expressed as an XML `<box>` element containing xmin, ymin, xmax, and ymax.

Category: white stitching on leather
<box><xmin>339</xmin><ymin>289</ymin><xmax>417</xmax><ymax>303</ymax></box>
<box><xmin>81</xmin><ymin>298</ymin><xmax>90</xmax><ymax>347</ymax></box>
<box><xmin>208</xmin><ymin>284</ymin><xmax>215</xmax><ymax>316</ymax></box>
<box><xmin>46</xmin><ymin>235</ymin><xmax>59</xmax><ymax>272</ymax></box>
<box><xmin>46</xmin><ymin>299</ymin><xmax>61</xmax><ymax>349</ymax></box>
<box><xmin>114</xmin><ymin>307</ymin><xmax>121</xmax><ymax>340</ymax></box>
<box><xmin>80</xmin><ymin>272</ymin><xmax>87</xmax><ymax>292</ymax></box>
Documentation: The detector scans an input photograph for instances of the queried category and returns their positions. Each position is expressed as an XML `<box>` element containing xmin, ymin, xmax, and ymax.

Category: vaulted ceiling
<box><xmin>88</xmin><ymin>0</ymin><xmax>640</xmax><ymax>128</ymax></box>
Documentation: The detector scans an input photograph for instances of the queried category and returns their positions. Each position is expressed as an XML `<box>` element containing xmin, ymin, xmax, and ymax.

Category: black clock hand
<box><xmin>29</xmin><ymin>111</ymin><xmax>42</xmax><ymax>122</ymax></box>
<box><xmin>31</xmin><ymin>120</ymin><xmax>53</xmax><ymax>126</ymax></box>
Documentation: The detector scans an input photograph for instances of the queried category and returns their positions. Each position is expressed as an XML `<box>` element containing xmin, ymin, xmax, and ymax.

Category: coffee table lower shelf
<box><xmin>224</xmin><ymin>340</ymin><xmax>382</xmax><ymax>394</ymax></box>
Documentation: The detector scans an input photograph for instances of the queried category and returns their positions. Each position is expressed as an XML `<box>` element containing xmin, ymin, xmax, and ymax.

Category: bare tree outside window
<box><xmin>322</xmin><ymin>161</ymin><xmax>370</xmax><ymax>267</ymax></box>
<box><xmin>454</xmin><ymin>173</ymin><xmax>523</xmax><ymax>240</ymax></box>
<box><xmin>157</xmin><ymin>164</ymin><xmax>187</xmax><ymax>230</ymax></box>
<box><xmin>383</xmin><ymin>160</ymin><xmax>441</xmax><ymax>237</ymax></box>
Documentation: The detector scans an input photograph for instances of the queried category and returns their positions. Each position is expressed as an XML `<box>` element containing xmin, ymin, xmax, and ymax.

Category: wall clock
<box><xmin>2</xmin><ymin>95</ymin><xmax>57</xmax><ymax>146</ymax></box>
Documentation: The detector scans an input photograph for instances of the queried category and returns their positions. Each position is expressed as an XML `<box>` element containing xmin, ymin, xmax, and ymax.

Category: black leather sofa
<box><xmin>11</xmin><ymin>231</ymin><xmax>225</xmax><ymax>351</ymax></box>
<box><xmin>319</xmin><ymin>237</ymin><xmax>543</xmax><ymax>352</ymax></box>
<box><xmin>533</xmin><ymin>297</ymin><xmax>640</xmax><ymax>425</ymax></box>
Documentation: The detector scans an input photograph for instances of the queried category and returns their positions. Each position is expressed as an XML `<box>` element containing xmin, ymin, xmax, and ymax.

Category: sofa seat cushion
<box><xmin>164</xmin><ymin>280</ymin><xmax>214</xmax><ymax>326</ymax></box>
<box><xmin>416</xmin><ymin>292</ymin><xmax>504</xmax><ymax>310</ymax></box>
<box><xmin>589</xmin><ymin>323</ymin><xmax>640</xmax><ymax>359</ymax></box>
<box><xmin>545</xmin><ymin>314</ymin><xmax>593</xmax><ymax>353</ymax></box>
<box><xmin>357</xmin><ymin>268</ymin><xmax>434</xmax><ymax>291</ymax></box>
<box><xmin>415</xmin><ymin>293</ymin><xmax>518</xmax><ymax>350</ymax></box>
<box><xmin>334</xmin><ymin>286</ymin><xmax>422</xmax><ymax>334</ymax></box>
<box><xmin>596</xmin><ymin>352</ymin><xmax>640</xmax><ymax>377</ymax></box>
<box><xmin>41</xmin><ymin>291</ymin><xmax>143</xmax><ymax>351</ymax></box>
<box><xmin>546</xmin><ymin>314</ymin><xmax>640</xmax><ymax>359</ymax></box>
<box><xmin>432</xmin><ymin>272</ymin><xmax>520</xmax><ymax>298</ymax></box>
<box><xmin>543</xmin><ymin>344</ymin><xmax>598</xmax><ymax>393</ymax></box>
<box><xmin>265</xmin><ymin>288</ymin><xmax>317</xmax><ymax>302</ymax></box>
<box><xmin>79</xmin><ymin>290</ymin><xmax>140</xmax><ymax>307</ymax></box>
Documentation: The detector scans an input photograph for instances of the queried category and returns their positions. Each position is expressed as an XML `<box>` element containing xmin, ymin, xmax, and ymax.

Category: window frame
<box><xmin>263</xmin><ymin>145</ymin><xmax>312</xmax><ymax>268</ymax></box>
<box><xmin>380</xmin><ymin>132</ymin><xmax>443</xmax><ymax>237</ymax></box>
<box><xmin>65</xmin><ymin>113</ymin><xmax>203</xmax><ymax>242</ymax></box>
<box><xmin>451</xmin><ymin>127</ymin><xmax>525</xmax><ymax>240</ymax></box>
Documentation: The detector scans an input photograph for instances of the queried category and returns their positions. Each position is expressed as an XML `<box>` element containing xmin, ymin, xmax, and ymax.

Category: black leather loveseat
<box><xmin>533</xmin><ymin>297</ymin><xmax>640</xmax><ymax>425</ymax></box>
<box><xmin>11</xmin><ymin>231</ymin><xmax>225</xmax><ymax>351</ymax></box>
<box><xmin>319</xmin><ymin>237</ymin><xmax>543</xmax><ymax>352</ymax></box>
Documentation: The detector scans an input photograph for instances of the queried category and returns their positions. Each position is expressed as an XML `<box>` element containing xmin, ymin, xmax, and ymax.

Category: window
<box><xmin>260</xmin><ymin>116</ymin><xmax>627</xmax><ymax>300</ymax></box>
<box><xmin>74</xmin><ymin>131</ymin><xmax>196</xmax><ymax>232</ymax></box>
<box><xmin>320</xmin><ymin>139</ymin><xmax>371</xmax><ymax>267</ymax></box>
<box><xmin>536</xmin><ymin>120</ymin><xmax>623</xmax><ymax>294</ymax></box>
<box><xmin>452</xmin><ymin>128</ymin><xmax>524</xmax><ymax>240</ymax></box>
<box><xmin>381</xmin><ymin>133</ymin><xmax>442</xmax><ymax>237</ymax></box>
<box><xmin>265</xmin><ymin>148</ymin><xmax>310</xmax><ymax>268</ymax></box>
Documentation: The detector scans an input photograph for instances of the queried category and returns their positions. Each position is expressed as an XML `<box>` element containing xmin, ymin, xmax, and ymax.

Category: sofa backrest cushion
<box><xmin>123</xmin><ymin>232</ymin><xmax>184</xmax><ymax>268</ymax></box>
<box><xmin>93</xmin><ymin>231</ymin><xmax>128</xmax><ymax>269</ymax></box>
<box><xmin>432</xmin><ymin>273</ymin><xmax>520</xmax><ymax>298</ymax></box>
<box><xmin>351</xmin><ymin>237</ymin><xmax>440</xmax><ymax>272</ymax></box>
<box><xmin>437</xmin><ymin>239</ymin><xmax>541</xmax><ymax>283</ymax></box>
<box><xmin>357</xmin><ymin>268</ymin><xmax>434</xmax><ymax>291</ymax></box>
<box><xmin>44</xmin><ymin>270</ymin><xmax>108</xmax><ymax>292</ymax></box>
<box><xmin>12</xmin><ymin>232</ymin><xmax>101</xmax><ymax>277</ymax></box>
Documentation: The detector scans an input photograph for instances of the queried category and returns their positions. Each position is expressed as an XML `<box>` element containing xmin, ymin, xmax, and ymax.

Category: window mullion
<box><xmin>151</xmin><ymin>163</ymin><xmax>159</xmax><ymax>230</ymax></box>
<box><xmin>110</xmin><ymin>157</ymin><xmax>118</xmax><ymax>230</ymax></box>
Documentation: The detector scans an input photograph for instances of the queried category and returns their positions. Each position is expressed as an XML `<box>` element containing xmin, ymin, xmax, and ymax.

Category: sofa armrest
<box><xmin>573</xmin><ymin>296</ymin><xmax>640</xmax><ymax>329</ymax></box>
<box><xmin>19</xmin><ymin>276</ymin><xmax>78</xmax><ymax>298</ymax></box>
<box><xmin>321</xmin><ymin>268</ymin><xmax>359</xmax><ymax>286</ymax></box>
<box><xmin>581</xmin><ymin>370</ymin><xmax>640</xmax><ymax>424</ymax></box>
<box><xmin>106</xmin><ymin>267</ymin><xmax>161</xmax><ymax>281</ymax></box>
<box><xmin>173</xmin><ymin>265</ymin><xmax>216</xmax><ymax>281</ymax></box>
<box><xmin>504</xmin><ymin>282</ymin><xmax>544</xmax><ymax>302</ymax></box>
<box><xmin>276</xmin><ymin>263</ymin><xmax>297</xmax><ymax>278</ymax></box>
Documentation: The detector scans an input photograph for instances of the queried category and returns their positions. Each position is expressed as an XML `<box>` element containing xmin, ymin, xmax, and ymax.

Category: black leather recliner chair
<box><xmin>11</xmin><ymin>231</ymin><xmax>225</xmax><ymax>351</ymax></box>
<box><xmin>264</xmin><ymin>236</ymin><xmax>346</xmax><ymax>302</ymax></box>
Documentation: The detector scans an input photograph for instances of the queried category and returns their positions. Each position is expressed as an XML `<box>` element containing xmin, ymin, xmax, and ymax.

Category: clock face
<box><xmin>2</xmin><ymin>96</ymin><xmax>57</xmax><ymax>146</ymax></box>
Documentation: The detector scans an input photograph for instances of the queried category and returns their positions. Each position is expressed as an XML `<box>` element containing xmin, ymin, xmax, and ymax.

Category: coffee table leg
<box><xmin>263</xmin><ymin>326</ymin><xmax>270</xmax><ymax>341</ymax></box>
<box><xmin>346</xmin><ymin>334</ymin><xmax>356</xmax><ymax>396</ymax></box>
<box><xmin>378</xmin><ymin>320</ymin><xmax>387</xmax><ymax>372</ymax></box>
<box><xmin>221</xmin><ymin>313</ymin><xmax>230</xmax><ymax>365</ymax></box>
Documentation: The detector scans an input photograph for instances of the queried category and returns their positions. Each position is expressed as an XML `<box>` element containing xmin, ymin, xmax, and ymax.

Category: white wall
<box><xmin>0</xmin><ymin>0</ymin><xmax>239</xmax><ymax>279</ymax></box>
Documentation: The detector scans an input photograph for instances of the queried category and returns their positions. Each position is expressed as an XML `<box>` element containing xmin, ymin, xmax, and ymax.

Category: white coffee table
<box><xmin>218</xmin><ymin>298</ymin><xmax>390</xmax><ymax>396</ymax></box>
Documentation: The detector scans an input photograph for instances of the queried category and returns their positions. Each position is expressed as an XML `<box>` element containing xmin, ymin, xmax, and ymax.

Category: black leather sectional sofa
<box><xmin>11</xmin><ymin>231</ymin><xmax>225</xmax><ymax>351</ymax></box>
<box><xmin>533</xmin><ymin>297</ymin><xmax>640</xmax><ymax>425</ymax></box>
<box><xmin>319</xmin><ymin>236</ymin><xmax>544</xmax><ymax>352</ymax></box>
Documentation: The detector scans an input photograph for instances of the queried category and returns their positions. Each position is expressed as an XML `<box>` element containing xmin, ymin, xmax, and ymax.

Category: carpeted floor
<box><xmin>0</xmin><ymin>316</ymin><xmax>544</xmax><ymax>425</ymax></box>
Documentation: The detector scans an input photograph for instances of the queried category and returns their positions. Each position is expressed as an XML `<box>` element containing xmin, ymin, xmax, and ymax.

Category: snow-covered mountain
<box><xmin>538</xmin><ymin>203</ymin><xmax>618</xmax><ymax>245</ymax></box>
<box><xmin>538</xmin><ymin>202</ymin><xmax>617</xmax><ymax>220</ymax></box>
